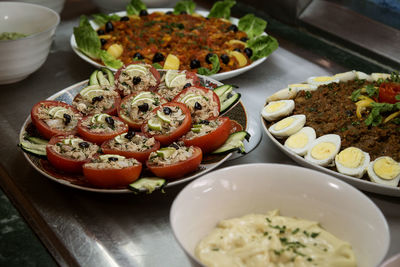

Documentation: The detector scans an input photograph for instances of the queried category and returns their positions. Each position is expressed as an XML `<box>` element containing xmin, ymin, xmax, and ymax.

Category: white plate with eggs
<box><xmin>261</xmin><ymin>71</ymin><xmax>400</xmax><ymax>197</ymax></box>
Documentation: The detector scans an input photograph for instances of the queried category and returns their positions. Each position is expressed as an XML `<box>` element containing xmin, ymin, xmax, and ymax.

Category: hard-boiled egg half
<box><xmin>371</xmin><ymin>73</ymin><xmax>391</xmax><ymax>81</ymax></box>
<box><xmin>288</xmin><ymin>83</ymin><xmax>317</xmax><ymax>92</ymax></box>
<box><xmin>262</xmin><ymin>100</ymin><xmax>295</xmax><ymax>122</ymax></box>
<box><xmin>333</xmin><ymin>70</ymin><xmax>356</xmax><ymax>82</ymax></box>
<box><xmin>305</xmin><ymin>134</ymin><xmax>341</xmax><ymax>166</ymax></box>
<box><xmin>268</xmin><ymin>114</ymin><xmax>306</xmax><ymax>138</ymax></box>
<box><xmin>266</xmin><ymin>87</ymin><xmax>297</xmax><ymax>102</ymax></box>
<box><xmin>335</xmin><ymin>147</ymin><xmax>370</xmax><ymax>178</ymax></box>
<box><xmin>307</xmin><ymin>76</ymin><xmax>339</xmax><ymax>86</ymax></box>
<box><xmin>355</xmin><ymin>71</ymin><xmax>373</xmax><ymax>82</ymax></box>
<box><xmin>367</xmin><ymin>156</ymin><xmax>400</xmax><ymax>187</ymax></box>
<box><xmin>284</xmin><ymin>127</ymin><xmax>316</xmax><ymax>156</ymax></box>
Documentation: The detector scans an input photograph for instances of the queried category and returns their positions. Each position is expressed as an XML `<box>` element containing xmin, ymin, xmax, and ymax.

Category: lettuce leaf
<box><xmin>197</xmin><ymin>54</ymin><xmax>220</xmax><ymax>75</ymax></box>
<box><xmin>247</xmin><ymin>35</ymin><xmax>278</xmax><ymax>61</ymax></box>
<box><xmin>173</xmin><ymin>0</ymin><xmax>195</xmax><ymax>15</ymax></box>
<box><xmin>74</xmin><ymin>15</ymin><xmax>101</xmax><ymax>59</ymax></box>
<box><xmin>126</xmin><ymin>0</ymin><xmax>147</xmax><ymax>15</ymax></box>
<box><xmin>92</xmin><ymin>13</ymin><xmax>121</xmax><ymax>26</ymax></box>
<box><xmin>238</xmin><ymin>14</ymin><xmax>267</xmax><ymax>39</ymax></box>
<box><xmin>208</xmin><ymin>0</ymin><xmax>236</xmax><ymax>19</ymax></box>
<box><xmin>99</xmin><ymin>50</ymin><xmax>123</xmax><ymax>69</ymax></box>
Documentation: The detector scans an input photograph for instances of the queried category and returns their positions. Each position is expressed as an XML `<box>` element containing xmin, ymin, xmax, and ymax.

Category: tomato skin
<box><xmin>146</xmin><ymin>146</ymin><xmax>202</xmax><ymax>179</ymax></box>
<box><xmin>117</xmin><ymin>91</ymin><xmax>167</xmax><ymax>130</ymax></box>
<box><xmin>83</xmin><ymin>159</ymin><xmax>142</xmax><ymax>188</ymax></box>
<box><xmin>379</xmin><ymin>82</ymin><xmax>400</xmax><ymax>104</ymax></box>
<box><xmin>46</xmin><ymin>135</ymin><xmax>94</xmax><ymax>173</ymax></box>
<box><xmin>77</xmin><ymin>115</ymin><xmax>129</xmax><ymax>144</ymax></box>
<box><xmin>114</xmin><ymin>63</ymin><xmax>160</xmax><ymax>96</ymax></box>
<box><xmin>172</xmin><ymin>86</ymin><xmax>221</xmax><ymax>120</ymax></box>
<box><xmin>101</xmin><ymin>132</ymin><xmax>161</xmax><ymax>163</ymax></box>
<box><xmin>182</xmin><ymin>117</ymin><xmax>231</xmax><ymax>154</ymax></box>
<box><xmin>185</xmin><ymin>71</ymin><xmax>201</xmax><ymax>87</ymax></box>
<box><xmin>31</xmin><ymin>100</ymin><xmax>81</xmax><ymax>140</ymax></box>
<box><xmin>229</xmin><ymin>119</ymin><xmax>244</xmax><ymax>134</ymax></box>
<box><xmin>141</xmin><ymin>102</ymin><xmax>192</xmax><ymax>146</ymax></box>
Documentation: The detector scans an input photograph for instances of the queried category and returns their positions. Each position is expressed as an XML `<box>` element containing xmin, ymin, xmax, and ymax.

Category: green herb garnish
<box><xmin>351</xmin><ymin>89</ymin><xmax>361</xmax><ymax>101</ymax></box>
<box><xmin>126</xmin><ymin>0</ymin><xmax>147</xmax><ymax>15</ymax></box>
<box><xmin>365</xmin><ymin>84</ymin><xmax>379</xmax><ymax>98</ymax></box>
<box><xmin>208</xmin><ymin>0</ymin><xmax>236</xmax><ymax>19</ymax></box>
<box><xmin>305</xmin><ymin>91</ymin><xmax>312</xmax><ymax>99</ymax></box>
<box><xmin>173</xmin><ymin>0</ymin><xmax>195</xmax><ymax>15</ymax></box>
<box><xmin>197</xmin><ymin>54</ymin><xmax>220</xmax><ymax>76</ymax></box>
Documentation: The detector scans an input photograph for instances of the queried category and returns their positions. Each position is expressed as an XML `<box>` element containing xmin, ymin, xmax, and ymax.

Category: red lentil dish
<box><xmin>262</xmin><ymin>71</ymin><xmax>400</xmax><ymax>188</ymax></box>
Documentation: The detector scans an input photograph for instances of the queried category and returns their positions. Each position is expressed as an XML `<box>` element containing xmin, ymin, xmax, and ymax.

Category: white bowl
<box><xmin>170</xmin><ymin>163</ymin><xmax>389</xmax><ymax>267</ymax></box>
<box><xmin>0</xmin><ymin>2</ymin><xmax>60</xmax><ymax>84</ymax></box>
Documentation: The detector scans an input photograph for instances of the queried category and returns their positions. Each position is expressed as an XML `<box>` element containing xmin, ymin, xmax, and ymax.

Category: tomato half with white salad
<box><xmin>141</xmin><ymin>102</ymin><xmax>192</xmax><ymax>146</ymax></box>
<box><xmin>115</xmin><ymin>63</ymin><xmax>160</xmax><ymax>97</ymax></box>
<box><xmin>31</xmin><ymin>100</ymin><xmax>82</xmax><ymax>140</ymax></box>
<box><xmin>158</xmin><ymin>70</ymin><xmax>201</xmax><ymax>101</ymax></box>
<box><xmin>83</xmin><ymin>154</ymin><xmax>142</xmax><ymax>188</ymax></box>
<box><xmin>146</xmin><ymin>143</ymin><xmax>202</xmax><ymax>179</ymax></box>
<box><xmin>182</xmin><ymin>117</ymin><xmax>231</xmax><ymax>154</ymax></box>
<box><xmin>173</xmin><ymin>86</ymin><xmax>220</xmax><ymax>123</ymax></box>
<box><xmin>72</xmin><ymin>84</ymin><xmax>121</xmax><ymax>116</ymax></box>
<box><xmin>101</xmin><ymin>131</ymin><xmax>160</xmax><ymax>163</ymax></box>
<box><xmin>46</xmin><ymin>135</ymin><xmax>99</xmax><ymax>173</ymax></box>
<box><xmin>117</xmin><ymin>91</ymin><xmax>167</xmax><ymax>130</ymax></box>
<box><xmin>77</xmin><ymin>113</ymin><xmax>129</xmax><ymax>144</ymax></box>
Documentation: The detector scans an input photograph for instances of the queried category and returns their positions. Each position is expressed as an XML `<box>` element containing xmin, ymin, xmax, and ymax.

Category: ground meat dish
<box><xmin>292</xmin><ymin>80</ymin><xmax>400</xmax><ymax>161</ymax></box>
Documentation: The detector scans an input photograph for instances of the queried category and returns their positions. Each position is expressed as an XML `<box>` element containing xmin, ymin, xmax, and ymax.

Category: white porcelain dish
<box><xmin>70</xmin><ymin>8</ymin><xmax>268</xmax><ymax>81</ymax></box>
<box><xmin>261</xmin><ymin>117</ymin><xmax>400</xmax><ymax>197</ymax></box>
<box><xmin>170</xmin><ymin>163</ymin><xmax>389</xmax><ymax>267</ymax></box>
<box><xmin>0</xmin><ymin>2</ymin><xmax>60</xmax><ymax>84</ymax></box>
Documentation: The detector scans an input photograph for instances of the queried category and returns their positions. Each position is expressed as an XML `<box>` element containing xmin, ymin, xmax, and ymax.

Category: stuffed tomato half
<box><xmin>141</xmin><ymin>102</ymin><xmax>192</xmax><ymax>146</ymax></box>
<box><xmin>146</xmin><ymin>143</ymin><xmax>202</xmax><ymax>179</ymax></box>
<box><xmin>158</xmin><ymin>70</ymin><xmax>201</xmax><ymax>101</ymax></box>
<box><xmin>77</xmin><ymin>113</ymin><xmax>129</xmax><ymax>144</ymax></box>
<box><xmin>46</xmin><ymin>135</ymin><xmax>99</xmax><ymax>173</ymax></box>
<box><xmin>181</xmin><ymin>117</ymin><xmax>231</xmax><ymax>154</ymax></box>
<box><xmin>101</xmin><ymin>131</ymin><xmax>160</xmax><ymax>163</ymax></box>
<box><xmin>31</xmin><ymin>100</ymin><xmax>82</xmax><ymax>139</ymax></box>
<box><xmin>83</xmin><ymin>154</ymin><xmax>142</xmax><ymax>188</ymax></box>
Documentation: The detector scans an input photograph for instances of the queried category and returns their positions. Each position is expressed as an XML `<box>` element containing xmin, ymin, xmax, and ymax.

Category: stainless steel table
<box><xmin>0</xmin><ymin>3</ymin><xmax>399</xmax><ymax>266</ymax></box>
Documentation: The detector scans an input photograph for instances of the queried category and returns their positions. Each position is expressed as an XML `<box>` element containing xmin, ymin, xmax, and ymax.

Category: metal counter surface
<box><xmin>0</xmin><ymin>9</ymin><xmax>399</xmax><ymax>267</ymax></box>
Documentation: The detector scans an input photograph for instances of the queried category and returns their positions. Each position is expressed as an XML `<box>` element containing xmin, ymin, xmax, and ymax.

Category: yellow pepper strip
<box><xmin>355</xmin><ymin>97</ymin><xmax>375</xmax><ymax>118</ymax></box>
<box><xmin>98</xmin><ymin>35</ymin><xmax>112</xmax><ymax>40</ymax></box>
<box><xmin>383</xmin><ymin>111</ymin><xmax>400</xmax><ymax>123</ymax></box>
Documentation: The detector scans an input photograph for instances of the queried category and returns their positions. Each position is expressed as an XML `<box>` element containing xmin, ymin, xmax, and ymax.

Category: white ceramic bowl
<box><xmin>0</xmin><ymin>2</ymin><xmax>60</xmax><ymax>84</ymax></box>
<box><xmin>170</xmin><ymin>163</ymin><xmax>389</xmax><ymax>267</ymax></box>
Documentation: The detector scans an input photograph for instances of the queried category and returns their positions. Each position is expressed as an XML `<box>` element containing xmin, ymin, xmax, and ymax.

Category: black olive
<box><xmin>205</xmin><ymin>53</ymin><xmax>215</xmax><ymax>64</ymax></box>
<box><xmin>79</xmin><ymin>142</ymin><xmax>89</xmax><ymax>148</ymax></box>
<box><xmin>244</xmin><ymin>47</ymin><xmax>253</xmax><ymax>58</ymax></box>
<box><xmin>120</xmin><ymin>16</ymin><xmax>130</xmax><ymax>21</ymax></box>
<box><xmin>180</xmin><ymin>11</ymin><xmax>187</xmax><ymax>15</ymax></box>
<box><xmin>166</xmin><ymin>11</ymin><xmax>173</xmax><ymax>15</ymax></box>
<box><xmin>63</xmin><ymin>113</ymin><xmax>71</xmax><ymax>125</ymax></box>
<box><xmin>190</xmin><ymin>59</ymin><xmax>201</xmax><ymax>69</ymax></box>
<box><xmin>233</xmin><ymin>48</ymin><xmax>241</xmax><ymax>52</ymax></box>
<box><xmin>100</xmin><ymin>38</ymin><xmax>107</xmax><ymax>46</ymax></box>
<box><xmin>345</xmin><ymin>110</ymin><xmax>353</xmax><ymax>117</ymax></box>
<box><xmin>133</xmin><ymin>52</ymin><xmax>144</xmax><ymax>60</ymax></box>
<box><xmin>138</xmin><ymin>103</ymin><xmax>149</xmax><ymax>112</ymax></box>
<box><xmin>240</xmin><ymin>37</ymin><xmax>248</xmax><ymax>42</ymax></box>
<box><xmin>124</xmin><ymin>130</ymin><xmax>135</xmax><ymax>140</ymax></box>
<box><xmin>170</xmin><ymin>143</ymin><xmax>180</xmax><ymax>149</ymax></box>
<box><xmin>108</xmin><ymin>157</ymin><xmax>119</xmax><ymax>162</ymax></box>
<box><xmin>194</xmin><ymin>102</ymin><xmax>202</xmax><ymax>110</ymax></box>
<box><xmin>105</xmin><ymin>21</ymin><xmax>114</xmax><ymax>33</ymax></box>
<box><xmin>153</xmin><ymin>52</ymin><xmax>164</xmax><ymax>63</ymax></box>
<box><xmin>139</xmin><ymin>9</ymin><xmax>148</xmax><ymax>16</ymax></box>
<box><xmin>227</xmin><ymin>24</ymin><xmax>238</xmax><ymax>32</ymax></box>
<box><xmin>132</xmin><ymin>76</ymin><xmax>141</xmax><ymax>85</ymax></box>
<box><xmin>97</xmin><ymin>29</ymin><xmax>105</xmax><ymax>35</ymax></box>
<box><xmin>220</xmin><ymin>54</ymin><xmax>229</xmax><ymax>64</ymax></box>
<box><xmin>199</xmin><ymin>120</ymin><xmax>210</xmax><ymax>125</ymax></box>
<box><xmin>163</xmin><ymin>107</ymin><xmax>172</xmax><ymax>115</ymax></box>
<box><xmin>105</xmin><ymin>116</ymin><xmax>114</xmax><ymax>127</ymax></box>
<box><xmin>92</xmin><ymin>95</ymin><xmax>104</xmax><ymax>104</ymax></box>
<box><xmin>183</xmin><ymin>83</ymin><xmax>192</xmax><ymax>89</ymax></box>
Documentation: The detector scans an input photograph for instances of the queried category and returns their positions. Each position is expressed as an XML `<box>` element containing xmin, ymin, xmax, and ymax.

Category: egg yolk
<box><xmin>289</xmin><ymin>84</ymin><xmax>313</xmax><ymax>90</ymax></box>
<box><xmin>286</xmin><ymin>132</ymin><xmax>308</xmax><ymax>149</ymax></box>
<box><xmin>311</xmin><ymin>142</ymin><xmax>336</xmax><ymax>160</ymax></box>
<box><xmin>336</xmin><ymin>147</ymin><xmax>364</xmax><ymax>168</ymax></box>
<box><xmin>373</xmin><ymin>157</ymin><xmax>400</xmax><ymax>180</ymax></box>
<box><xmin>313</xmin><ymin>76</ymin><xmax>333</xmax><ymax>82</ymax></box>
<box><xmin>274</xmin><ymin>117</ymin><xmax>294</xmax><ymax>131</ymax></box>
<box><xmin>265</xmin><ymin>102</ymin><xmax>285</xmax><ymax>113</ymax></box>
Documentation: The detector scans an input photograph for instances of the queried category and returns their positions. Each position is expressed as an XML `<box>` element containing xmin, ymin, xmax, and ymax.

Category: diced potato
<box><xmin>107</xmin><ymin>44</ymin><xmax>123</xmax><ymax>59</ymax></box>
<box><xmin>163</xmin><ymin>54</ymin><xmax>180</xmax><ymax>70</ymax></box>
<box><xmin>229</xmin><ymin>51</ymin><xmax>247</xmax><ymax>67</ymax></box>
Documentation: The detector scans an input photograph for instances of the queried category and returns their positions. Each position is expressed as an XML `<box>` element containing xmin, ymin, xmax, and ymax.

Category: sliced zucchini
<box><xmin>213</xmin><ymin>85</ymin><xmax>241</xmax><ymax>114</ymax></box>
<box><xmin>26</xmin><ymin>136</ymin><xmax>48</xmax><ymax>145</ymax></box>
<box><xmin>220</xmin><ymin>92</ymin><xmax>241</xmax><ymax>114</ymax></box>
<box><xmin>212</xmin><ymin>131</ymin><xmax>250</xmax><ymax>155</ymax></box>
<box><xmin>89</xmin><ymin>68</ymin><xmax>114</xmax><ymax>86</ymax></box>
<box><xmin>18</xmin><ymin>139</ymin><xmax>47</xmax><ymax>157</ymax></box>
<box><xmin>128</xmin><ymin>177</ymin><xmax>167</xmax><ymax>193</ymax></box>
